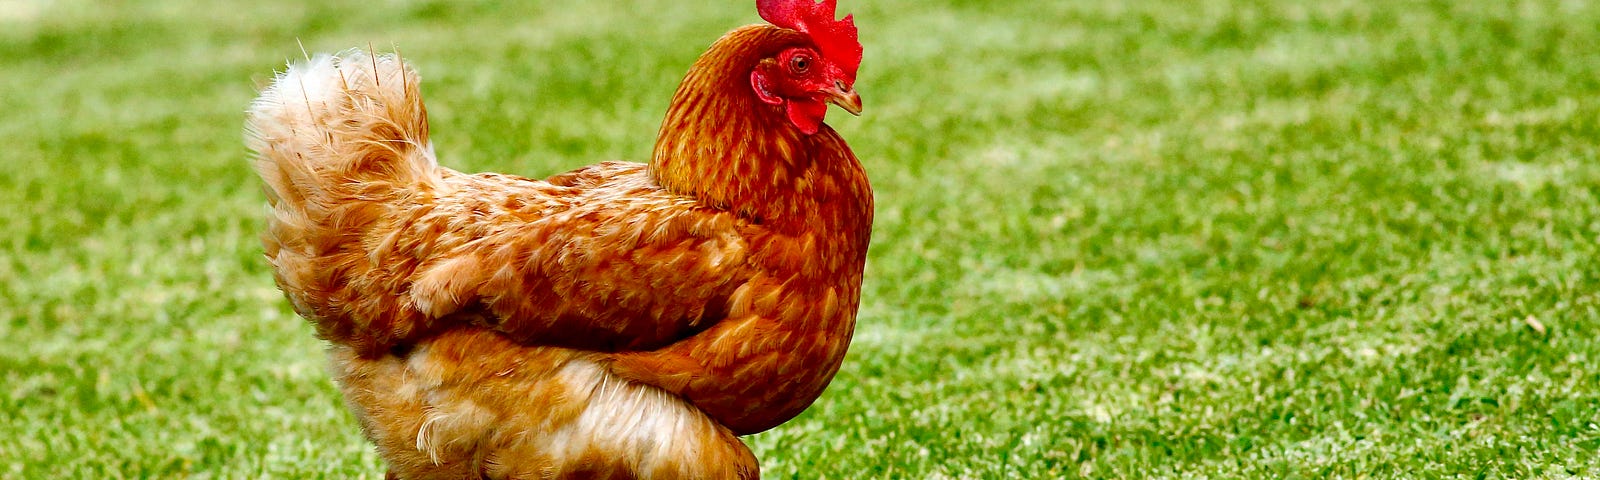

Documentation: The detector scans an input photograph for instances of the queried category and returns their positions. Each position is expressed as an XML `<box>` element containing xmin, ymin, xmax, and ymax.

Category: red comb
<box><xmin>757</xmin><ymin>0</ymin><xmax>862</xmax><ymax>81</ymax></box>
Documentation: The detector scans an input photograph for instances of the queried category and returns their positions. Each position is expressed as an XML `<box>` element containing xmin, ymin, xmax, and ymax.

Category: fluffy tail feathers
<box><xmin>246</xmin><ymin>50</ymin><xmax>443</xmax><ymax>346</ymax></box>
<box><xmin>246</xmin><ymin>49</ymin><xmax>439</xmax><ymax>223</ymax></box>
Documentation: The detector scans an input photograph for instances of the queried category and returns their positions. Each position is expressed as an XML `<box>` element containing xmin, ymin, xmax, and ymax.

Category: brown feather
<box><xmin>247</xmin><ymin>21</ymin><xmax>871</xmax><ymax>478</ymax></box>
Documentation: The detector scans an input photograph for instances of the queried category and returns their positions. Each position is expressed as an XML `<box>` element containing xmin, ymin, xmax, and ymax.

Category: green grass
<box><xmin>4</xmin><ymin>0</ymin><xmax>1599</xmax><ymax>477</ymax></box>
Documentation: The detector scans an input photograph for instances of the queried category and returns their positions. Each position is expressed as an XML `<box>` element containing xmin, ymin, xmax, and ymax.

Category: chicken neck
<box><xmin>647</xmin><ymin>25</ymin><xmax>868</xmax><ymax>240</ymax></box>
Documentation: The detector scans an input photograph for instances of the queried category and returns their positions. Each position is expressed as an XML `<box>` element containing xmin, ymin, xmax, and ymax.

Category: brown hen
<box><xmin>245</xmin><ymin>0</ymin><xmax>871</xmax><ymax>478</ymax></box>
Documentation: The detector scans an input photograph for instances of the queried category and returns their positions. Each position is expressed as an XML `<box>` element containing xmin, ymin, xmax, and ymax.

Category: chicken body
<box><xmin>246</xmin><ymin>15</ymin><xmax>869</xmax><ymax>480</ymax></box>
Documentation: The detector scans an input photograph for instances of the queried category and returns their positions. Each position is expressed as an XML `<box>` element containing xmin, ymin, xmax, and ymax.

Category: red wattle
<box><xmin>785</xmin><ymin>100</ymin><xmax>826</xmax><ymax>135</ymax></box>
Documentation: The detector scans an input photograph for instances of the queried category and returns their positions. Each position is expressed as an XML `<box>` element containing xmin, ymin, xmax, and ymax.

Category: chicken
<box><xmin>244</xmin><ymin>0</ymin><xmax>870</xmax><ymax>477</ymax></box>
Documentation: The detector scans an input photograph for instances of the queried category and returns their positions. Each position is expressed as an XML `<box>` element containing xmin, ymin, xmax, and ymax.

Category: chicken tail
<box><xmin>245</xmin><ymin>48</ymin><xmax>439</xmax><ymax>224</ymax></box>
<box><xmin>245</xmin><ymin>49</ymin><xmax>442</xmax><ymax>351</ymax></box>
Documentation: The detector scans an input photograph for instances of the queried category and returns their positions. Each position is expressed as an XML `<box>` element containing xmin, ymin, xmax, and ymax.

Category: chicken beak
<box><xmin>826</xmin><ymin>82</ymin><xmax>863</xmax><ymax>116</ymax></box>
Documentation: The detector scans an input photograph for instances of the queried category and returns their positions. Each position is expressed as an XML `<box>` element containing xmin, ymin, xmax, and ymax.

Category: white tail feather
<box><xmin>245</xmin><ymin>49</ymin><xmax>439</xmax><ymax>217</ymax></box>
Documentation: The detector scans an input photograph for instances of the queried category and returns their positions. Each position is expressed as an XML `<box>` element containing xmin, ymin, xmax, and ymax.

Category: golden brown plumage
<box><xmin>246</xmin><ymin>1</ymin><xmax>869</xmax><ymax>478</ymax></box>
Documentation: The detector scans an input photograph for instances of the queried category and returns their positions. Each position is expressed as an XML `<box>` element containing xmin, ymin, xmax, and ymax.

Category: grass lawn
<box><xmin>4</xmin><ymin>0</ymin><xmax>1599</xmax><ymax>477</ymax></box>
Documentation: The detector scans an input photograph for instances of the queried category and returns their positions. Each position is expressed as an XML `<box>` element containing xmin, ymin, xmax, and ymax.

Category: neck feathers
<box><xmin>649</xmin><ymin>26</ymin><xmax>862</xmax><ymax>232</ymax></box>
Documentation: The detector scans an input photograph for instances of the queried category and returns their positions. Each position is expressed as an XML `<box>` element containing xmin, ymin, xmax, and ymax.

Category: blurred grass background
<box><xmin>3</xmin><ymin>0</ymin><xmax>1599</xmax><ymax>477</ymax></box>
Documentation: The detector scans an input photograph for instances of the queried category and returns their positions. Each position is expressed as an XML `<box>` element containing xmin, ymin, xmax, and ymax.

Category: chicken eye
<box><xmin>789</xmin><ymin>55</ymin><xmax>811</xmax><ymax>74</ymax></box>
